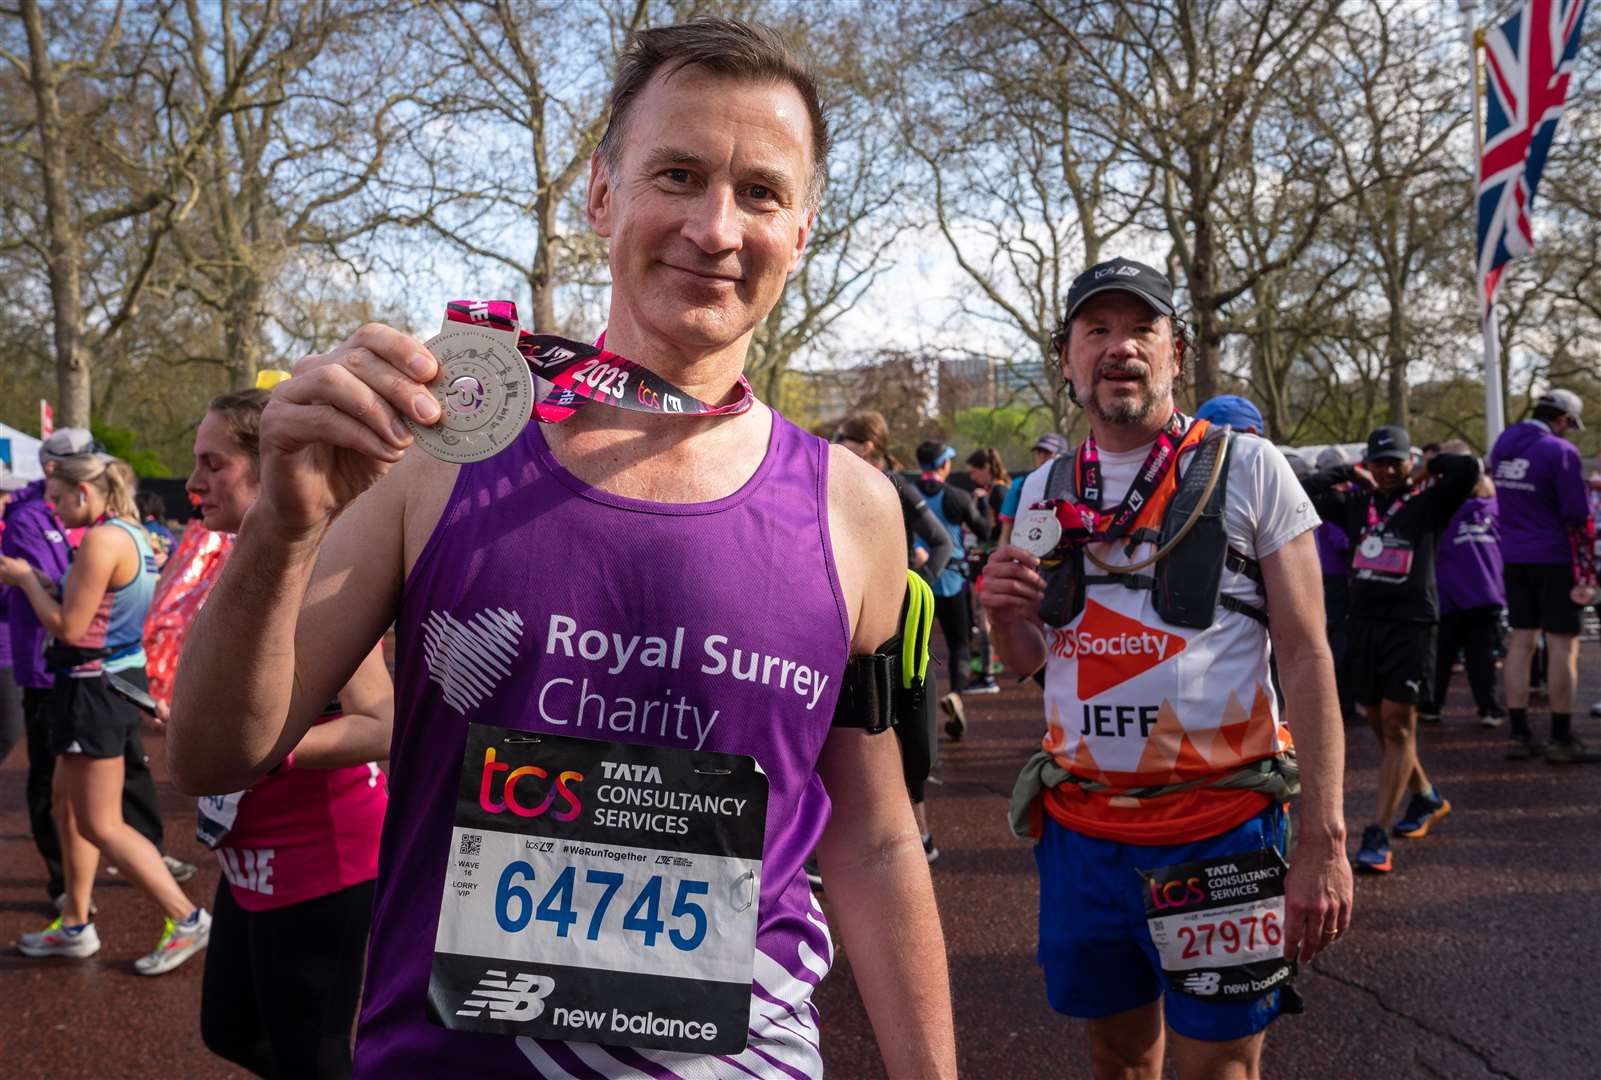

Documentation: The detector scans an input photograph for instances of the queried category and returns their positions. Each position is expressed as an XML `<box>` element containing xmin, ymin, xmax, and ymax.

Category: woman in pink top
<box><xmin>180</xmin><ymin>390</ymin><xmax>391</xmax><ymax>1079</ymax></box>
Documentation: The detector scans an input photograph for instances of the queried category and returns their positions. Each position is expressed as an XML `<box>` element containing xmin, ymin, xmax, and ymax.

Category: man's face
<box><xmin>1032</xmin><ymin>448</ymin><xmax>1053</xmax><ymax>469</ymax></box>
<box><xmin>1061</xmin><ymin>292</ymin><xmax>1179</xmax><ymax>427</ymax></box>
<box><xmin>587</xmin><ymin>67</ymin><xmax>816</xmax><ymax>355</ymax></box>
<box><xmin>1366</xmin><ymin>457</ymin><xmax>1407</xmax><ymax>495</ymax></box>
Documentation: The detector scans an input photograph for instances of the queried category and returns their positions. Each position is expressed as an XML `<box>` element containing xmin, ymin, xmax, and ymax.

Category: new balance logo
<box><xmin>421</xmin><ymin>607</ymin><xmax>524</xmax><ymax>715</ymax></box>
<box><xmin>1048</xmin><ymin>600</ymin><xmax>1186</xmax><ymax>698</ymax></box>
<box><xmin>1494</xmin><ymin>457</ymin><xmax>1529</xmax><ymax>481</ymax></box>
<box><xmin>1182</xmin><ymin>971</ymin><xmax>1221</xmax><ymax>996</ymax></box>
<box><xmin>456</xmin><ymin>969</ymin><xmax>555</xmax><ymax>1021</ymax></box>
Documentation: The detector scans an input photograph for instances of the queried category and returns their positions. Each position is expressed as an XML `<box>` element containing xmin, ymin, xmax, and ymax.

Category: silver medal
<box><xmin>1359</xmin><ymin>535</ymin><xmax>1384</xmax><ymax>559</ymax></box>
<box><xmin>1016</xmin><ymin>507</ymin><xmax>1064</xmax><ymax>558</ymax></box>
<box><xmin>408</xmin><ymin>324</ymin><xmax>533</xmax><ymax>463</ymax></box>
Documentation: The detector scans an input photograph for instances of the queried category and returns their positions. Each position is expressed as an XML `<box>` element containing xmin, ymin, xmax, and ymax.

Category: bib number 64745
<box><xmin>496</xmin><ymin>862</ymin><xmax>708</xmax><ymax>952</ymax></box>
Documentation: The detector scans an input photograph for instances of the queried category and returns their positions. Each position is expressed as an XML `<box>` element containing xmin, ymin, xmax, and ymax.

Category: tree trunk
<box><xmin>25</xmin><ymin>0</ymin><xmax>92</xmax><ymax>427</ymax></box>
<box><xmin>1386</xmin><ymin>296</ymin><xmax>1408</xmax><ymax>427</ymax></box>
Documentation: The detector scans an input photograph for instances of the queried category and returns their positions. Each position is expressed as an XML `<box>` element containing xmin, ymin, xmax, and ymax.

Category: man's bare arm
<box><xmin>168</xmin><ymin>323</ymin><xmax>442</xmax><ymax>795</ymax></box>
<box><xmin>820</xmin><ymin>446</ymin><xmax>957</xmax><ymax>1077</ymax></box>
<box><xmin>980</xmin><ymin>543</ymin><xmax>1048</xmax><ymax>676</ymax></box>
<box><xmin>1260</xmin><ymin>530</ymin><xmax>1354</xmax><ymax>961</ymax></box>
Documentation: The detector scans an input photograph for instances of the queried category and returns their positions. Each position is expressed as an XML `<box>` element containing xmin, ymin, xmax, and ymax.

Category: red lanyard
<box><xmin>443</xmin><ymin>300</ymin><xmax>755</xmax><ymax>424</ymax></box>
<box><xmin>1053</xmin><ymin>410</ymin><xmax>1189</xmax><ymax>545</ymax></box>
<box><xmin>1361</xmin><ymin>484</ymin><xmax>1421</xmax><ymax>541</ymax></box>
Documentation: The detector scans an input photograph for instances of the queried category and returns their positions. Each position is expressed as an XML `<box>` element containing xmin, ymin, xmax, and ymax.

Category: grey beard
<box><xmin>1090</xmin><ymin>376</ymin><xmax>1172</xmax><ymax>425</ymax></box>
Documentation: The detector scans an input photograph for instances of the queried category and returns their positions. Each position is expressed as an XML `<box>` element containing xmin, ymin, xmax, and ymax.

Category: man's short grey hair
<box><xmin>596</xmin><ymin>18</ymin><xmax>831</xmax><ymax>208</ymax></box>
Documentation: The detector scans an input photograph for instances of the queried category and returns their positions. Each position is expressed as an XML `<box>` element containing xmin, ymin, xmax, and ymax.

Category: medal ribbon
<box><xmin>1360</xmin><ymin>483</ymin><xmax>1422</xmax><ymax>544</ymax></box>
<box><xmin>1047</xmin><ymin>410</ymin><xmax>1190</xmax><ymax>547</ymax></box>
<box><xmin>443</xmin><ymin>299</ymin><xmax>756</xmax><ymax>424</ymax></box>
<box><xmin>1571</xmin><ymin>520</ymin><xmax>1598</xmax><ymax>590</ymax></box>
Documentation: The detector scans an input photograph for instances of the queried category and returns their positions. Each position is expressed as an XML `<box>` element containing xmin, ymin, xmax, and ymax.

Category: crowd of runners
<box><xmin>1</xmin><ymin>17</ymin><xmax>1598</xmax><ymax>1080</ymax></box>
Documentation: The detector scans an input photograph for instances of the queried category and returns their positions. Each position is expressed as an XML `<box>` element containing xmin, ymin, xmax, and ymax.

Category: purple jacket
<box><xmin>1314</xmin><ymin>520</ymin><xmax>1349</xmax><ymax>578</ymax></box>
<box><xmin>1488</xmin><ymin>420</ymin><xmax>1589</xmax><ymax>564</ymax></box>
<box><xmin>2</xmin><ymin>480</ymin><xmax>72</xmax><ymax>689</ymax></box>
<box><xmin>1436</xmin><ymin>495</ymin><xmax>1505</xmax><ymax>614</ymax></box>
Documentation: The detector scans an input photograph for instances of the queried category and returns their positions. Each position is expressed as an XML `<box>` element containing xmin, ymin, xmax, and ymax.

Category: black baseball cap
<box><xmin>1365</xmin><ymin>425</ymin><xmax>1410</xmax><ymax>462</ymax></box>
<box><xmin>1063</xmin><ymin>258</ymin><xmax>1176</xmax><ymax>321</ymax></box>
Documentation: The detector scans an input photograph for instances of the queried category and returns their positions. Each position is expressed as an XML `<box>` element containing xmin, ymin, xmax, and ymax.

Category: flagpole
<box><xmin>1460</xmin><ymin>0</ymin><xmax>1505</xmax><ymax>446</ymax></box>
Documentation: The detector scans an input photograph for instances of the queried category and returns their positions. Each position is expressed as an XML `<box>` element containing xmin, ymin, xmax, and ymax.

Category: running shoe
<box><xmin>107</xmin><ymin>854</ymin><xmax>197</xmax><ymax>883</ymax></box>
<box><xmin>18</xmin><ymin>917</ymin><xmax>101</xmax><ymax>959</ymax></box>
<box><xmin>134</xmin><ymin>908</ymin><xmax>211</xmax><ymax>976</ymax></box>
<box><xmin>965</xmin><ymin>679</ymin><xmax>1000</xmax><ymax>695</ymax></box>
<box><xmin>1506</xmin><ymin>735</ymin><xmax>1546</xmax><ymax>760</ymax></box>
<box><xmin>1418</xmin><ymin>712</ymin><xmax>1442</xmax><ymax>726</ymax></box>
<box><xmin>52</xmin><ymin>894</ymin><xmax>98</xmax><ymax>916</ymax></box>
<box><xmin>941</xmin><ymin>693</ymin><xmax>967</xmax><ymax>740</ymax></box>
<box><xmin>1545</xmin><ymin>737</ymin><xmax>1601</xmax><ymax>765</ymax></box>
<box><xmin>1591</xmin><ymin>700</ymin><xmax>1601</xmax><ymax>719</ymax></box>
<box><xmin>1353</xmin><ymin>825</ymin><xmax>1392</xmax><ymax>874</ymax></box>
<box><xmin>1477</xmin><ymin>712</ymin><xmax>1504</xmax><ymax>729</ymax></box>
<box><xmin>922</xmin><ymin>835</ymin><xmax>940</xmax><ymax>864</ymax></box>
<box><xmin>1393</xmin><ymin>788</ymin><xmax>1451</xmax><ymax>838</ymax></box>
<box><xmin>163</xmin><ymin>855</ymin><xmax>198</xmax><ymax>883</ymax></box>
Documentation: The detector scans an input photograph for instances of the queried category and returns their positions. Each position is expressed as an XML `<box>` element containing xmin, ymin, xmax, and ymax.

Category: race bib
<box><xmin>195</xmin><ymin>791</ymin><xmax>245</xmax><ymax>850</ymax></box>
<box><xmin>428</xmin><ymin>724</ymin><xmax>767</xmax><ymax>1054</ymax></box>
<box><xmin>1140</xmin><ymin>848</ymin><xmax>1294</xmax><ymax>1001</ymax></box>
<box><xmin>1352</xmin><ymin>534</ymin><xmax>1413</xmax><ymax>583</ymax></box>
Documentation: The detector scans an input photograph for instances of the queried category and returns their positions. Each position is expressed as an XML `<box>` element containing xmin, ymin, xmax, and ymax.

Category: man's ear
<box><xmin>586</xmin><ymin>151</ymin><xmax>613</xmax><ymax>237</ymax></box>
<box><xmin>787</xmin><ymin>204</ymin><xmax>817</xmax><ymax>276</ymax></box>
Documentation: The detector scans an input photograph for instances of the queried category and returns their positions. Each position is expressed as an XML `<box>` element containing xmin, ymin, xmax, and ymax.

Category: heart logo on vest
<box><xmin>1049</xmin><ymin>599</ymin><xmax>1186</xmax><ymax>698</ymax></box>
<box><xmin>422</xmin><ymin>606</ymin><xmax>524</xmax><ymax>715</ymax></box>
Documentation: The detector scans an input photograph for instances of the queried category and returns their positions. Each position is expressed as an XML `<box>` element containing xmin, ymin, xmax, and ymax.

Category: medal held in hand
<box><xmin>407</xmin><ymin>324</ymin><xmax>534</xmax><ymax>464</ymax></box>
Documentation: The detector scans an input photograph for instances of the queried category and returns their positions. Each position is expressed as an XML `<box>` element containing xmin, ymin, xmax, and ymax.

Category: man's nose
<box><xmin>682</xmin><ymin>186</ymin><xmax>741</xmax><ymax>254</ymax></box>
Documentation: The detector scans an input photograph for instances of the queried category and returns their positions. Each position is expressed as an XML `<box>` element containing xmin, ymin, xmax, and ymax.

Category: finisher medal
<box><xmin>408</xmin><ymin>324</ymin><xmax>534</xmax><ymax>463</ymax></box>
<box><xmin>1015</xmin><ymin>506</ymin><xmax>1064</xmax><ymax>559</ymax></box>
<box><xmin>1358</xmin><ymin>535</ymin><xmax>1384</xmax><ymax>560</ymax></box>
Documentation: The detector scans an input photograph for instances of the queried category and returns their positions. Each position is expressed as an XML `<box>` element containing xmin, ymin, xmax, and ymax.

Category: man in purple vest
<box><xmin>1488</xmin><ymin>389</ymin><xmax>1597</xmax><ymax>763</ymax></box>
<box><xmin>168</xmin><ymin>19</ymin><xmax>954</xmax><ymax>1079</ymax></box>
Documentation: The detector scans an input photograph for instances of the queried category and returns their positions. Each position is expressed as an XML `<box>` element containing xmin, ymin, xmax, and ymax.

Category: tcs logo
<box><xmin>478</xmin><ymin>746</ymin><xmax>583</xmax><ymax>821</ymax></box>
<box><xmin>1149</xmin><ymin>876</ymin><xmax>1206</xmax><ymax>910</ymax></box>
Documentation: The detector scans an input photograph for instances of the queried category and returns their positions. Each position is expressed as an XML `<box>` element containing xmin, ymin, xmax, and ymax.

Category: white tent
<box><xmin>0</xmin><ymin>421</ymin><xmax>45</xmax><ymax>480</ymax></box>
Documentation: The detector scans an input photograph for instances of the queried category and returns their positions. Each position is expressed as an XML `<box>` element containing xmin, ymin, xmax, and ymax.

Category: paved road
<box><xmin>1</xmin><ymin>640</ymin><xmax>1597</xmax><ymax>1078</ymax></box>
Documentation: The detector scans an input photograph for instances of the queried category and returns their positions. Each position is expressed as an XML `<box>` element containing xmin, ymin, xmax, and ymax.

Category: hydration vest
<box><xmin>922</xmin><ymin>487</ymin><xmax>968</xmax><ymax>599</ymax></box>
<box><xmin>1040</xmin><ymin>423</ymin><xmax>1267</xmax><ymax>631</ymax></box>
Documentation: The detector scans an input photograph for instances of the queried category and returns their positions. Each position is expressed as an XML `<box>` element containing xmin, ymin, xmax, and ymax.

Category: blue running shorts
<box><xmin>1035</xmin><ymin>803</ymin><xmax>1290</xmax><ymax>1041</ymax></box>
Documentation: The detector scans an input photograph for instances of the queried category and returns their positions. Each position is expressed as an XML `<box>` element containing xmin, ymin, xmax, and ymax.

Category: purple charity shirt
<box><xmin>1488</xmin><ymin>420</ymin><xmax>1589</xmax><ymax>564</ymax></box>
<box><xmin>1436</xmin><ymin>495</ymin><xmax>1505</xmax><ymax>614</ymax></box>
<box><xmin>2</xmin><ymin>480</ymin><xmax>72</xmax><ymax>689</ymax></box>
<box><xmin>1314</xmin><ymin>520</ymin><xmax>1350</xmax><ymax>578</ymax></box>
<box><xmin>354</xmin><ymin>412</ymin><xmax>852</xmax><ymax>1079</ymax></box>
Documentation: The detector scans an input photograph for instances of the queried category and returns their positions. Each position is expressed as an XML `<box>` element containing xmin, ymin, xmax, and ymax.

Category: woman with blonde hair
<box><xmin>0</xmin><ymin>453</ymin><xmax>209</xmax><ymax>975</ymax></box>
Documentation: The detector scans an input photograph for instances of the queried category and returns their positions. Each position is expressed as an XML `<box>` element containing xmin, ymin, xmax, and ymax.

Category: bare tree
<box><xmin>1</xmin><ymin>0</ymin><xmax>262</xmax><ymax>425</ymax></box>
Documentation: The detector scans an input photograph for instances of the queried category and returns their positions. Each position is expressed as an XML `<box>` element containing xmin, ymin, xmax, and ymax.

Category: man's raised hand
<box><xmin>256</xmin><ymin>324</ymin><xmax>440</xmax><ymax>537</ymax></box>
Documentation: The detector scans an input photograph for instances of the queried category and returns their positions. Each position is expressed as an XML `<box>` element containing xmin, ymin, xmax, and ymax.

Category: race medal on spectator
<box><xmin>1141</xmin><ymin>847</ymin><xmax>1294</xmax><ymax>1001</ymax></box>
<box><xmin>1572</xmin><ymin>583</ymin><xmax>1599</xmax><ymax>606</ymax></box>
<box><xmin>1015</xmin><ymin>506</ymin><xmax>1064</xmax><ymax>559</ymax></box>
<box><xmin>428</xmin><ymin>724</ymin><xmax>766</xmax><ymax>1054</ymax></box>
<box><xmin>1358</xmin><ymin>535</ymin><xmax>1384</xmax><ymax>560</ymax></box>
<box><xmin>408</xmin><ymin>324</ymin><xmax>533</xmax><ymax>463</ymax></box>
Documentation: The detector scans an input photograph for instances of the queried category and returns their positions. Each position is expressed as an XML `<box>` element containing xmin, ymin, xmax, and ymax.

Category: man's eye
<box><xmin>663</xmin><ymin>169</ymin><xmax>690</xmax><ymax>183</ymax></box>
<box><xmin>747</xmin><ymin>184</ymin><xmax>773</xmax><ymax>200</ymax></box>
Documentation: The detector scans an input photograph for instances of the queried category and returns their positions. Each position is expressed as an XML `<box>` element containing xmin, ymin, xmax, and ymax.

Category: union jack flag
<box><xmin>1476</xmin><ymin>0</ymin><xmax>1590</xmax><ymax>312</ymax></box>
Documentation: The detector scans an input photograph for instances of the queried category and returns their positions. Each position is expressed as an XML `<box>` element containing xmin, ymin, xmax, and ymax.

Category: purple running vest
<box><xmin>355</xmin><ymin>413</ymin><xmax>850</xmax><ymax>1079</ymax></box>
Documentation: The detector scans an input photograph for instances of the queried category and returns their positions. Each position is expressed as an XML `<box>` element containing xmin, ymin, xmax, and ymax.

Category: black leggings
<box><xmin>201</xmin><ymin>877</ymin><xmax>375</xmax><ymax>1079</ymax></box>
<box><xmin>933</xmin><ymin>586</ymin><xmax>973</xmax><ymax>695</ymax></box>
<box><xmin>1431</xmin><ymin>606</ymin><xmax>1504</xmax><ymax>716</ymax></box>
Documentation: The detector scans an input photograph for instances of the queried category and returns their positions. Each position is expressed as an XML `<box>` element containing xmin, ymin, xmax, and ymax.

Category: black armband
<box><xmin>832</xmin><ymin>571</ymin><xmax>935</xmax><ymax>734</ymax></box>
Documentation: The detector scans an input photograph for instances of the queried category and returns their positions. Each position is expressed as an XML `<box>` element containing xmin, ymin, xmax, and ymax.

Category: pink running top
<box><xmin>216</xmin><ymin>715</ymin><xmax>388</xmax><ymax>912</ymax></box>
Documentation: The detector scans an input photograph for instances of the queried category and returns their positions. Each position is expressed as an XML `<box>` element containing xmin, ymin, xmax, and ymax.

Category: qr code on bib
<box><xmin>458</xmin><ymin>833</ymin><xmax>482</xmax><ymax>857</ymax></box>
